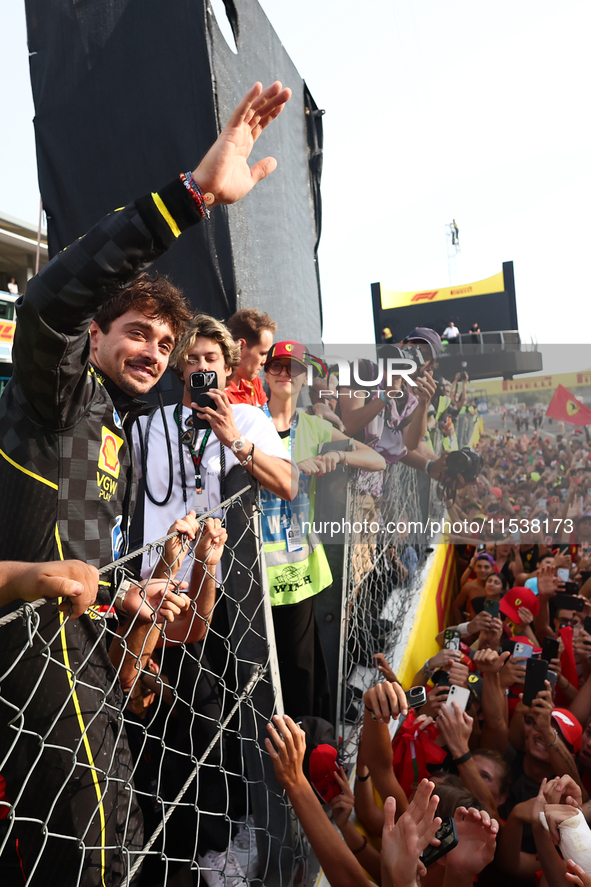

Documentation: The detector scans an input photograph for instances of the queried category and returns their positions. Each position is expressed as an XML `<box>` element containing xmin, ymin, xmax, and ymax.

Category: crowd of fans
<box><xmin>280</xmin><ymin>414</ymin><xmax>591</xmax><ymax>886</ymax></box>
<box><xmin>449</xmin><ymin>425</ymin><xmax>591</xmax><ymax>545</ymax></box>
<box><xmin>1</xmin><ymin>77</ymin><xmax>591</xmax><ymax>887</ymax></box>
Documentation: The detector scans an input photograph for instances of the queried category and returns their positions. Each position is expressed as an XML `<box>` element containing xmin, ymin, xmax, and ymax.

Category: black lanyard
<box><xmin>174</xmin><ymin>404</ymin><xmax>225</xmax><ymax>510</ymax></box>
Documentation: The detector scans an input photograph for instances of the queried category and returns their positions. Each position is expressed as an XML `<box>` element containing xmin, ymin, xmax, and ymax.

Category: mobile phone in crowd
<box><xmin>564</xmin><ymin>581</ymin><xmax>580</xmax><ymax>595</ymax></box>
<box><xmin>547</xmin><ymin>670</ymin><xmax>558</xmax><ymax>696</ymax></box>
<box><xmin>420</xmin><ymin>818</ymin><xmax>458</xmax><ymax>866</ymax></box>
<box><xmin>431</xmin><ymin>670</ymin><xmax>451</xmax><ymax>687</ymax></box>
<box><xmin>444</xmin><ymin>684</ymin><xmax>471</xmax><ymax>713</ymax></box>
<box><xmin>513</xmin><ymin>642</ymin><xmax>534</xmax><ymax>661</ymax></box>
<box><xmin>190</xmin><ymin>371</ymin><xmax>218</xmax><ymax>430</ymax></box>
<box><xmin>522</xmin><ymin>658</ymin><xmax>549</xmax><ymax>706</ymax></box>
<box><xmin>584</xmin><ymin>616</ymin><xmax>591</xmax><ymax>636</ymax></box>
<box><xmin>538</xmin><ymin>498</ymin><xmax>547</xmax><ymax>509</ymax></box>
<box><xmin>406</xmin><ymin>686</ymin><xmax>428</xmax><ymax>709</ymax></box>
<box><xmin>483</xmin><ymin>599</ymin><xmax>500</xmax><ymax>619</ymax></box>
<box><xmin>443</xmin><ymin>629</ymin><xmax>461</xmax><ymax>651</ymax></box>
<box><xmin>557</xmin><ymin>568</ymin><xmax>570</xmax><ymax>583</ymax></box>
<box><xmin>541</xmin><ymin>637</ymin><xmax>559</xmax><ymax>663</ymax></box>
<box><xmin>554</xmin><ymin>593</ymin><xmax>585</xmax><ymax>612</ymax></box>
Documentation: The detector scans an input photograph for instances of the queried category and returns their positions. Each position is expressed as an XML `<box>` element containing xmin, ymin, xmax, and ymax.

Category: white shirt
<box><xmin>134</xmin><ymin>403</ymin><xmax>291</xmax><ymax>580</ymax></box>
<box><xmin>443</xmin><ymin>326</ymin><xmax>459</xmax><ymax>339</ymax></box>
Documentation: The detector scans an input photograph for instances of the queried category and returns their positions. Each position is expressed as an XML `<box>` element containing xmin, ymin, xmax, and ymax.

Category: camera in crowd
<box><xmin>400</xmin><ymin>343</ymin><xmax>427</xmax><ymax>371</ymax></box>
<box><xmin>383</xmin><ymin>343</ymin><xmax>427</xmax><ymax>374</ymax></box>
<box><xmin>437</xmin><ymin>447</ymin><xmax>484</xmax><ymax>506</ymax></box>
<box><xmin>445</xmin><ymin>447</ymin><xmax>483</xmax><ymax>484</ymax></box>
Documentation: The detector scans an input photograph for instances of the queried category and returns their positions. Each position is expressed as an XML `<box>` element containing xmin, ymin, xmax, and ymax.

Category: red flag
<box><xmin>546</xmin><ymin>385</ymin><xmax>591</xmax><ymax>426</ymax></box>
<box><xmin>556</xmin><ymin>625</ymin><xmax>579</xmax><ymax>707</ymax></box>
<box><xmin>391</xmin><ymin>709</ymin><xmax>447</xmax><ymax>797</ymax></box>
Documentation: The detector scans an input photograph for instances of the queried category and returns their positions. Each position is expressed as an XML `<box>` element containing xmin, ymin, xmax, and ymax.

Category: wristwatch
<box><xmin>230</xmin><ymin>436</ymin><xmax>246</xmax><ymax>454</ymax></box>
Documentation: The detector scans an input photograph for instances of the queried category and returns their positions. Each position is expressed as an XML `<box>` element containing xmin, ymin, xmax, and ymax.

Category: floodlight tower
<box><xmin>445</xmin><ymin>219</ymin><xmax>460</xmax><ymax>285</ymax></box>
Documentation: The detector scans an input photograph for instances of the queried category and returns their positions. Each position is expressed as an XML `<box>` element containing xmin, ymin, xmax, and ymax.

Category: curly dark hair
<box><xmin>94</xmin><ymin>273</ymin><xmax>192</xmax><ymax>343</ymax></box>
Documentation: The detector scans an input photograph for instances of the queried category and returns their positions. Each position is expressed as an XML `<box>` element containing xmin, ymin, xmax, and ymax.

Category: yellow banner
<box><xmin>0</xmin><ymin>321</ymin><xmax>15</xmax><ymax>344</ymax></box>
<box><xmin>397</xmin><ymin>545</ymin><xmax>457</xmax><ymax>689</ymax></box>
<box><xmin>380</xmin><ymin>270</ymin><xmax>505</xmax><ymax>310</ymax></box>
<box><xmin>478</xmin><ymin>369</ymin><xmax>591</xmax><ymax>396</ymax></box>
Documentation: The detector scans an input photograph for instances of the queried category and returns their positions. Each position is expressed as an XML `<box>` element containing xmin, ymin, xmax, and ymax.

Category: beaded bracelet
<box><xmin>179</xmin><ymin>172</ymin><xmax>213</xmax><ymax>219</ymax></box>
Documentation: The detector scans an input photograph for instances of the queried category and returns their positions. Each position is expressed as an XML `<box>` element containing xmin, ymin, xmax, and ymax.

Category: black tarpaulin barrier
<box><xmin>24</xmin><ymin>0</ymin><xmax>323</xmax><ymax>339</ymax></box>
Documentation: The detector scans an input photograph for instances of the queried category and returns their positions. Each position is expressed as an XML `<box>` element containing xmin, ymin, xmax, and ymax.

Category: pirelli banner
<box><xmin>477</xmin><ymin>369</ymin><xmax>591</xmax><ymax>396</ymax></box>
<box><xmin>371</xmin><ymin>261</ymin><xmax>518</xmax><ymax>343</ymax></box>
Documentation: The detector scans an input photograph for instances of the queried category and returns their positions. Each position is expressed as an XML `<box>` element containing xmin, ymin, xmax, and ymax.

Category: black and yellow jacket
<box><xmin>0</xmin><ymin>178</ymin><xmax>201</xmax><ymax>598</ymax></box>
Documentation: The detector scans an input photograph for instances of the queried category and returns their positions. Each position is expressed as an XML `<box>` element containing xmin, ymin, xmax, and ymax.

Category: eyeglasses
<box><xmin>266</xmin><ymin>361</ymin><xmax>306</xmax><ymax>377</ymax></box>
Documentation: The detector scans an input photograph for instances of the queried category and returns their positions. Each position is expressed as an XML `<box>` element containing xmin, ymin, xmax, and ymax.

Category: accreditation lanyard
<box><xmin>174</xmin><ymin>404</ymin><xmax>212</xmax><ymax>510</ymax></box>
<box><xmin>262</xmin><ymin>405</ymin><xmax>302</xmax><ymax>551</ymax></box>
<box><xmin>262</xmin><ymin>403</ymin><xmax>298</xmax><ymax>458</ymax></box>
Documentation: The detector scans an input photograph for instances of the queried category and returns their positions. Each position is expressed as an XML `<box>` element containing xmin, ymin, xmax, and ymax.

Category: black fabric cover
<box><xmin>24</xmin><ymin>0</ymin><xmax>324</xmax><ymax>339</ymax></box>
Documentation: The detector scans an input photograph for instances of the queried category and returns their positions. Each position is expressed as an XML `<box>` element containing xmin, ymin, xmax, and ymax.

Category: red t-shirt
<box><xmin>225</xmin><ymin>375</ymin><xmax>267</xmax><ymax>406</ymax></box>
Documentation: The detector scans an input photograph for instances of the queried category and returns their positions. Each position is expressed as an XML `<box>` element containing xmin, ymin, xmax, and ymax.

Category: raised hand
<box><xmin>538</xmin><ymin>563</ymin><xmax>559</xmax><ymax>598</ymax></box>
<box><xmin>265</xmin><ymin>713</ymin><xmax>307</xmax><ymax>792</ymax></box>
<box><xmin>159</xmin><ymin>510</ymin><xmax>201</xmax><ymax>577</ymax></box>
<box><xmin>472</xmin><ymin>648</ymin><xmax>510</xmax><ymax>674</ymax></box>
<box><xmin>193</xmin><ymin>518</ymin><xmax>227</xmax><ymax>570</ymax></box>
<box><xmin>329</xmin><ymin>768</ymin><xmax>355</xmax><ymax>830</ymax></box>
<box><xmin>437</xmin><ymin>701</ymin><xmax>474</xmax><ymax>759</ymax></box>
<box><xmin>192</xmin><ymin>82</ymin><xmax>292</xmax><ymax>206</ymax></box>
<box><xmin>444</xmin><ymin>806</ymin><xmax>498</xmax><ymax>875</ymax></box>
<box><xmin>566</xmin><ymin>860</ymin><xmax>591</xmax><ymax>887</ymax></box>
<box><xmin>120</xmin><ymin>578</ymin><xmax>190</xmax><ymax>625</ymax></box>
<box><xmin>364</xmin><ymin>680</ymin><xmax>408</xmax><ymax>723</ymax></box>
<box><xmin>543</xmin><ymin>775</ymin><xmax>583</xmax><ymax>810</ymax></box>
<box><xmin>414</xmin><ymin>371</ymin><xmax>437</xmax><ymax>406</ymax></box>
<box><xmin>428</xmin><ymin>648</ymin><xmax>462</xmax><ymax>670</ymax></box>
<box><xmin>374</xmin><ymin>652</ymin><xmax>398</xmax><ymax>683</ymax></box>
<box><xmin>381</xmin><ymin>779</ymin><xmax>441</xmax><ymax>887</ymax></box>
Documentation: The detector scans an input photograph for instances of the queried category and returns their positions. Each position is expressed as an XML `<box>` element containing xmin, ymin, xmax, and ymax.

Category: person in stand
<box><xmin>6</xmin><ymin>276</ymin><xmax>18</xmax><ymax>295</ymax></box>
<box><xmin>470</xmin><ymin>322</ymin><xmax>481</xmax><ymax>344</ymax></box>
<box><xmin>225</xmin><ymin>307</ymin><xmax>277</xmax><ymax>406</ymax></box>
<box><xmin>260</xmin><ymin>340</ymin><xmax>386</xmax><ymax>718</ymax></box>
<box><xmin>0</xmin><ymin>80</ymin><xmax>292</xmax><ymax>887</ymax></box>
<box><xmin>442</xmin><ymin>320</ymin><xmax>460</xmax><ymax>344</ymax></box>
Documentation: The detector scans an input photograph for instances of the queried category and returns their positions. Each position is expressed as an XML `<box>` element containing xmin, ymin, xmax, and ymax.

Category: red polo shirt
<box><xmin>225</xmin><ymin>375</ymin><xmax>267</xmax><ymax>406</ymax></box>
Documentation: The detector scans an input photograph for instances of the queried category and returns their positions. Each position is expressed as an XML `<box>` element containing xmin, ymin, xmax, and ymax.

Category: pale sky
<box><xmin>2</xmin><ymin>0</ymin><xmax>590</xmax><ymax>349</ymax></box>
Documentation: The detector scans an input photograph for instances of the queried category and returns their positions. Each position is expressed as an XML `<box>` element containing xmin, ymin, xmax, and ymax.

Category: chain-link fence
<box><xmin>336</xmin><ymin>462</ymin><xmax>444</xmax><ymax>762</ymax></box>
<box><xmin>0</xmin><ymin>474</ymin><xmax>306</xmax><ymax>887</ymax></box>
<box><xmin>0</xmin><ymin>454</ymin><xmax>446</xmax><ymax>886</ymax></box>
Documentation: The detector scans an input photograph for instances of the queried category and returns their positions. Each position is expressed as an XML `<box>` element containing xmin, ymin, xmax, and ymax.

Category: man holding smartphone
<box><xmin>135</xmin><ymin>312</ymin><xmax>295</xmax><ymax>577</ymax></box>
<box><xmin>133</xmin><ymin>313</ymin><xmax>295</xmax><ymax>878</ymax></box>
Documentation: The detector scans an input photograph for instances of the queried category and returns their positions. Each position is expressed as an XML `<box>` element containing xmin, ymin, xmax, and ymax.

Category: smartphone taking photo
<box><xmin>190</xmin><ymin>371</ymin><xmax>218</xmax><ymax>430</ymax></box>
